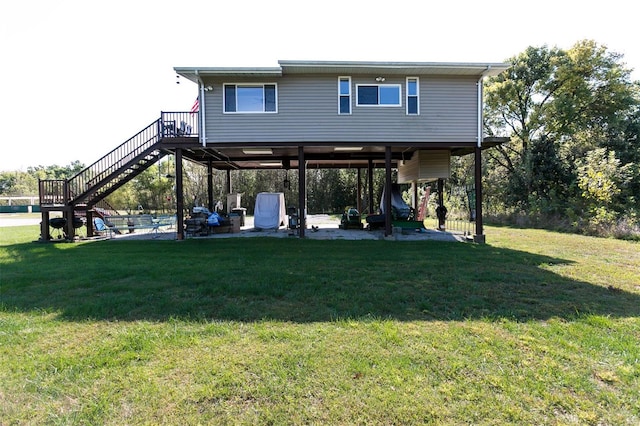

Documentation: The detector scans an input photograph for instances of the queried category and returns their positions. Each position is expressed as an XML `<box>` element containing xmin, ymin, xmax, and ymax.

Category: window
<box><xmin>406</xmin><ymin>77</ymin><xmax>419</xmax><ymax>115</ymax></box>
<box><xmin>356</xmin><ymin>84</ymin><xmax>401</xmax><ymax>106</ymax></box>
<box><xmin>224</xmin><ymin>83</ymin><xmax>277</xmax><ymax>113</ymax></box>
<box><xmin>338</xmin><ymin>76</ymin><xmax>351</xmax><ymax>114</ymax></box>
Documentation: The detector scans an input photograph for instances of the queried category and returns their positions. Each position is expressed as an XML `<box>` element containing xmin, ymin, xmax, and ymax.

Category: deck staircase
<box><xmin>39</xmin><ymin>119</ymin><xmax>168</xmax><ymax>211</ymax></box>
<box><xmin>38</xmin><ymin>113</ymin><xmax>198</xmax><ymax>240</ymax></box>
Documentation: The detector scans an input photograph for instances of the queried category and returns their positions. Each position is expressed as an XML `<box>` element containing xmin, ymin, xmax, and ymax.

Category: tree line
<box><xmin>2</xmin><ymin>40</ymin><xmax>638</xmax><ymax>238</ymax></box>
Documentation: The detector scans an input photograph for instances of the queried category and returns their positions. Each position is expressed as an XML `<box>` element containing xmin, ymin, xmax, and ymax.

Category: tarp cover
<box><xmin>380</xmin><ymin>184</ymin><xmax>412</xmax><ymax>220</ymax></box>
<box><xmin>254</xmin><ymin>192</ymin><xmax>287</xmax><ymax>230</ymax></box>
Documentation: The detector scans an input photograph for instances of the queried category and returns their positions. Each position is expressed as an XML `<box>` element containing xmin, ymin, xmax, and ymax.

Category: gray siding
<box><xmin>203</xmin><ymin>74</ymin><xmax>478</xmax><ymax>144</ymax></box>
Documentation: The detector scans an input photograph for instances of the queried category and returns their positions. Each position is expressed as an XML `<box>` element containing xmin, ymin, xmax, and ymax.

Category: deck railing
<box><xmin>159</xmin><ymin>111</ymin><xmax>199</xmax><ymax>138</ymax></box>
<box><xmin>38</xmin><ymin>179</ymin><xmax>67</xmax><ymax>205</ymax></box>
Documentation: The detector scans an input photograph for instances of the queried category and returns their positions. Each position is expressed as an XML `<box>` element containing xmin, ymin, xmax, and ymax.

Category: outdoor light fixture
<box><xmin>334</xmin><ymin>146</ymin><xmax>364</xmax><ymax>152</ymax></box>
<box><xmin>243</xmin><ymin>148</ymin><xmax>273</xmax><ymax>155</ymax></box>
<box><xmin>258</xmin><ymin>161</ymin><xmax>282</xmax><ymax>167</ymax></box>
<box><xmin>204</xmin><ymin>86</ymin><xmax>213</xmax><ymax>91</ymax></box>
<box><xmin>375</xmin><ymin>76</ymin><xmax>386</xmax><ymax>82</ymax></box>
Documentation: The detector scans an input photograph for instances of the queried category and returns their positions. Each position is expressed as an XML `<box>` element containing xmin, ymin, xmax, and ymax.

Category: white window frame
<box><xmin>338</xmin><ymin>76</ymin><xmax>352</xmax><ymax>115</ymax></box>
<box><xmin>355</xmin><ymin>84</ymin><xmax>402</xmax><ymax>107</ymax></box>
<box><xmin>406</xmin><ymin>77</ymin><xmax>420</xmax><ymax>115</ymax></box>
<box><xmin>223</xmin><ymin>83</ymin><xmax>278</xmax><ymax>114</ymax></box>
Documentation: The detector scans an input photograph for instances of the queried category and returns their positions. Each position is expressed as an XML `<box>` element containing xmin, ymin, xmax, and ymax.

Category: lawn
<box><xmin>1</xmin><ymin>224</ymin><xmax>639</xmax><ymax>424</ymax></box>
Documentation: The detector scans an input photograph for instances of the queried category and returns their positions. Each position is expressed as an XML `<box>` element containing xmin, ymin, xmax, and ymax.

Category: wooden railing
<box><xmin>38</xmin><ymin>179</ymin><xmax>67</xmax><ymax>205</ymax></box>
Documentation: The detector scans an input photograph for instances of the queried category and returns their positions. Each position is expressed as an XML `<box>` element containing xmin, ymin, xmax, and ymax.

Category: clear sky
<box><xmin>1</xmin><ymin>0</ymin><xmax>637</xmax><ymax>172</ymax></box>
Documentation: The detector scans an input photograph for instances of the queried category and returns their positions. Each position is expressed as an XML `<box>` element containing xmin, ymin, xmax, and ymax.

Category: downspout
<box><xmin>477</xmin><ymin>68</ymin><xmax>487</xmax><ymax>148</ymax></box>
<box><xmin>196</xmin><ymin>70</ymin><xmax>206</xmax><ymax>146</ymax></box>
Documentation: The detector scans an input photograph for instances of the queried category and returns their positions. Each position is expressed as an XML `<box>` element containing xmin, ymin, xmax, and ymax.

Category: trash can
<box><xmin>231</xmin><ymin>207</ymin><xmax>247</xmax><ymax>226</ymax></box>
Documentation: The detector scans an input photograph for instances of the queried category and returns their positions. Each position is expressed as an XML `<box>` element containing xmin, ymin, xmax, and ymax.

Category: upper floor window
<box><xmin>338</xmin><ymin>76</ymin><xmax>351</xmax><ymax>115</ymax></box>
<box><xmin>406</xmin><ymin>77</ymin><xmax>419</xmax><ymax>115</ymax></box>
<box><xmin>356</xmin><ymin>84</ymin><xmax>401</xmax><ymax>107</ymax></box>
<box><xmin>224</xmin><ymin>83</ymin><xmax>277</xmax><ymax>113</ymax></box>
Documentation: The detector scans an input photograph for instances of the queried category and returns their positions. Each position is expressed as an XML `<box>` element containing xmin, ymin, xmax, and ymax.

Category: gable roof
<box><xmin>174</xmin><ymin>60</ymin><xmax>509</xmax><ymax>83</ymax></box>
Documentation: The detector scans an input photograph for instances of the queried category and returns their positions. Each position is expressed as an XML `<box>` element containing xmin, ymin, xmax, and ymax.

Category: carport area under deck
<box><xmin>160</xmin><ymin>137</ymin><xmax>506</xmax><ymax>241</ymax></box>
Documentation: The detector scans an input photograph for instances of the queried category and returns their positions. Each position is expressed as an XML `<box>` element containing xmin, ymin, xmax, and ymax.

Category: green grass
<box><xmin>1</xmin><ymin>224</ymin><xmax>639</xmax><ymax>424</ymax></box>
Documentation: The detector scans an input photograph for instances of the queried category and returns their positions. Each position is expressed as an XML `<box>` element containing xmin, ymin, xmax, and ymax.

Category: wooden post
<box><xmin>64</xmin><ymin>207</ymin><xmax>74</xmax><ymax>241</ymax></box>
<box><xmin>176</xmin><ymin>148</ymin><xmax>184</xmax><ymax>240</ymax></box>
<box><xmin>384</xmin><ymin>146</ymin><xmax>392</xmax><ymax>236</ymax></box>
<box><xmin>437</xmin><ymin>178</ymin><xmax>445</xmax><ymax>230</ymax></box>
<box><xmin>474</xmin><ymin>146</ymin><xmax>485</xmax><ymax>243</ymax></box>
<box><xmin>356</xmin><ymin>168</ymin><xmax>362</xmax><ymax>214</ymax></box>
<box><xmin>298</xmin><ymin>146</ymin><xmax>306</xmax><ymax>238</ymax></box>
<box><xmin>86</xmin><ymin>208</ymin><xmax>94</xmax><ymax>237</ymax></box>
<box><xmin>367</xmin><ymin>159</ymin><xmax>374</xmax><ymax>215</ymax></box>
<box><xmin>207</xmin><ymin>159</ymin><xmax>214</xmax><ymax>212</ymax></box>
<box><xmin>40</xmin><ymin>211</ymin><xmax>50</xmax><ymax>241</ymax></box>
<box><xmin>226</xmin><ymin>169</ymin><xmax>232</xmax><ymax>194</ymax></box>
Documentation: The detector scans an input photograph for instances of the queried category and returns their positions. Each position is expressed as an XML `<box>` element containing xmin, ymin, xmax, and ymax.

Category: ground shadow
<box><xmin>2</xmin><ymin>238</ymin><xmax>639</xmax><ymax>322</ymax></box>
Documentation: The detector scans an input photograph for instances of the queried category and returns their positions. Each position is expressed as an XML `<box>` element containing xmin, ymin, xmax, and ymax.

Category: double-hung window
<box><xmin>406</xmin><ymin>77</ymin><xmax>419</xmax><ymax>115</ymax></box>
<box><xmin>338</xmin><ymin>76</ymin><xmax>351</xmax><ymax>114</ymax></box>
<box><xmin>356</xmin><ymin>84</ymin><xmax>401</xmax><ymax>107</ymax></box>
<box><xmin>224</xmin><ymin>83</ymin><xmax>277</xmax><ymax>113</ymax></box>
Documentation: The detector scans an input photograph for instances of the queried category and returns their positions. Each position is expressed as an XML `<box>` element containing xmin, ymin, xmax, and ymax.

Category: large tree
<box><xmin>484</xmin><ymin>40</ymin><xmax>639</xmax><ymax>216</ymax></box>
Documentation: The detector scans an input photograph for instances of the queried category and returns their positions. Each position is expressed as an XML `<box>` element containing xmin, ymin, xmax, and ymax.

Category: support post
<box><xmin>176</xmin><ymin>148</ymin><xmax>184</xmax><ymax>240</ymax></box>
<box><xmin>226</xmin><ymin>169</ymin><xmax>232</xmax><ymax>194</ymax></box>
<box><xmin>474</xmin><ymin>146</ymin><xmax>485</xmax><ymax>243</ymax></box>
<box><xmin>384</xmin><ymin>146</ymin><xmax>392</xmax><ymax>236</ymax></box>
<box><xmin>437</xmin><ymin>178</ymin><xmax>445</xmax><ymax>231</ymax></box>
<box><xmin>298</xmin><ymin>147</ymin><xmax>306</xmax><ymax>238</ymax></box>
<box><xmin>356</xmin><ymin>168</ymin><xmax>362</xmax><ymax>214</ymax></box>
<box><xmin>40</xmin><ymin>211</ymin><xmax>50</xmax><ymax>241</ymax></box>
<box><xmin>86</xmin><ymin>208</ymin><xmax>94</xmax><ymax>237</ymax></box>
<box><xmin>367</xmin><ymin>159</ymin><xmax>374</xmax><ymax>215</ymax></box>
<box><xmin>207</xmin><ymin>159</ymin><xmax>214</xmax><ymax>212</ymax></box>
<box><xmin>64</xmin><ymin>207</ymin><xmax>74</xmax><ymax>241</ymax></box>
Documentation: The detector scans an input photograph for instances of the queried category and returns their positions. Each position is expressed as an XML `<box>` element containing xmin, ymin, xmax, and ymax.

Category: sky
<box><xmin>1</xmin><ymin>0</ymin><xmax>638</xmax><ymax>172</ymax></box>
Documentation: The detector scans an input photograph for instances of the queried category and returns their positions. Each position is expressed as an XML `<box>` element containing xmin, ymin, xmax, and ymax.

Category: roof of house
<box><xmin>174</xmin><ymin>60</ymin><xmax>509</xmax><ymax>83</ymax></box>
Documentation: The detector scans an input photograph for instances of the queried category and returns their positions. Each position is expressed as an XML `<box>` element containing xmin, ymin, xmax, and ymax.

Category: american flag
<box><xmin>190</xmin><ymin>97</ymin><xmax>199</xmax><ymax>114</ymax></box>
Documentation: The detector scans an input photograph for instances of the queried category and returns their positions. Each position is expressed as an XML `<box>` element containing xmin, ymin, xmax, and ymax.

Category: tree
<box><xmin>484</xmin><ymin>40</ymin><xmax>639</xmax><ymax>217</ymax></box>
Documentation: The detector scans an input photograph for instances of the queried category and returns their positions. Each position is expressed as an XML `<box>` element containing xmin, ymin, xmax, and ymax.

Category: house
<box><xmin>38</xmin><ymin>60</ymin><xmax>509</xmax><ymax>241</ymax></box>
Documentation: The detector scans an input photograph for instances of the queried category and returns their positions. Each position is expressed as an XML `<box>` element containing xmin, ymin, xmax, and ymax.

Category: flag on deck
<box><xmin>190</xmin><ymin>97</ymin><xmax>199</xmax><ymax>114</ymax></box>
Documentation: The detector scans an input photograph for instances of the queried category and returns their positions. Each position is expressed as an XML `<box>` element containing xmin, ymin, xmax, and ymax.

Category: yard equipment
<box><xmin>339</xmin><ymin>207</ymin><xmax>363</xmax><ymax>230</ymax></box>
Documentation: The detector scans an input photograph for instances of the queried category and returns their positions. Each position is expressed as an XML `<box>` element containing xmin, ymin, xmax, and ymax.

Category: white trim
<box><xmin>223</xmin><ymin>83</ymin><xmax>278</xmax><ymax>114</ymax></box>
<box><xmin>355</xmin><ymin>84</ymin><xmax>402</xmax><ymax>107</ymax></box>
<box><xmin>338</xmin><ymin>76</ymin><xmax>352</xmax><ymax>115</ymax></box>
<box><xmin>406</xmin><ymin>77</ymin><xmax>419</xmax><ymax>115</ymax></box>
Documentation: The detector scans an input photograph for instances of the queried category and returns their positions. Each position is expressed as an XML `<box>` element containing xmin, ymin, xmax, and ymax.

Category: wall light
<box><xmin>204</xmin><ymin>86</ymin><xmax>214</xmax><ymax>92</ymax></box>
<box><xmin>375</xmin><ymin>76</ymin><xmax>386</xmax><ymax>82</ymax></box>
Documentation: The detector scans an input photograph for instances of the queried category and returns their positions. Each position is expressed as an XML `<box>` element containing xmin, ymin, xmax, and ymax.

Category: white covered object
<box><xmin>254</xmin><ymin>192</ymin><xmax>287</xmax><ymax>230</ymax></box>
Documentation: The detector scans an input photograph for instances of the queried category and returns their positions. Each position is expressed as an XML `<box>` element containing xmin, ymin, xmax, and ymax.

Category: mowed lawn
<box><xmin>1</xmin><ymin>223</ymin><xmax>639</xmax><ymax>424</ymax></box>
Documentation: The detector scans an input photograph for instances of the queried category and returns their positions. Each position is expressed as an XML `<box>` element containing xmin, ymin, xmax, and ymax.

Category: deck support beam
<box><xmin>368</xmin><ymin>159</ymin><xmax>374</xmax><ymax>215</ymax></box>
<box><xmin>474</xmin><ymin>146</ymin><xmax>485</xmax><ymax>243</ymax></box>
<box><xmin>207</xmin><ymin>159</ymin><xmax>214</xmax><ymax>212</ymax></box>
<box><xmin>176</xmin><ymin>148</ymin><xmax>184</xmax><ymax>240</ymax></box>
<box><xmin>384</xmin><ymin>146</ymin><xmax>392</xmax><ymax>236</ymax></box>
<box><xmin>298</xmin><ymin>146</ymin><xmax>306</xmax><ymax>238</ymax></box>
